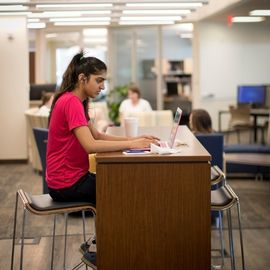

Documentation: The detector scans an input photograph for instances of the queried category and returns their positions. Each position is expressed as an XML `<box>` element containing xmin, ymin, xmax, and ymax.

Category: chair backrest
<box><xmin>25</xmin><ymin>108</ymin><xmax>49</xmax><ymax>171</ymax></box>
<box><xmin>196</xmin><ymin>133</ymin><xmax>224</xmax><ymax>170</ymax></box>
<box><xmin>229</xmin><ymin>105</ymin><xmax>251</xmax><ymax>127</ymax></box>
<box><xmin>33</xmin><ymin>128</ymin><xmax>49</xmax><ymax>193</ymax></box>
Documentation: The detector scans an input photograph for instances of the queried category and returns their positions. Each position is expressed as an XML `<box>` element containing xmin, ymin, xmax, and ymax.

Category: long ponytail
<box><xmin>49</xmin><ymin>52</ymin><xmax>107</xmax><ymax>124</ymax></box>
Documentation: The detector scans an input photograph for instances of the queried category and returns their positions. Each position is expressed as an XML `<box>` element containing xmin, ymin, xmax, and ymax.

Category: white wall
<box><xmin>192</xmin><ymin>20</ymin><xmax>270</xmax><ymax>130</ymax></box>
<box><xmin>0</xmin><ymin>17</ymin><xmax>29</xmax><ymax>159</ymax></box>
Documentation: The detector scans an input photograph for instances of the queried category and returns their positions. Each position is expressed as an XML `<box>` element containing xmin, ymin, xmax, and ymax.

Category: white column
<box><xmin>191</xmin><ymin>23</ymin><xmax>201</xmax><ymax>109</ymax></box>
<box><xmin>0</xmin><ymin>16</ymin><xmax>29</xmax><ymax>159</ymax></box>
<box><xmin>156</xmin><ymin>26</ymin><xmax>163</xmax><ymax>110</ymax></box>
<box><xmin>35</xmin><ymin>29</ymin><xmax>46</xmax><ymax>83</ymax></box>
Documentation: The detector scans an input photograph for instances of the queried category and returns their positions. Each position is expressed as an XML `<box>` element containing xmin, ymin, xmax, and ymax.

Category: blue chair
<box><xmin>33</xmin><ymin>127</ymin><xmax>49</xmax><ymax>193</ymax></box>
<box><xmin>196</xmin><ymin>133</ymin><xmax>245</xmax><ymax>270</ymax></box>
<box><xmin>196</xmin><ymin>133</ymin><xmax>224</xmax><ymax>171</ymax></box>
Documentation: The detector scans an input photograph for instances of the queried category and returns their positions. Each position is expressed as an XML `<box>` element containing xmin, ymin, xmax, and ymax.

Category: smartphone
<box><xmin>123</xmin><ymin>149</ymin><xmax>151</xmax><ymax>155</ymax></box>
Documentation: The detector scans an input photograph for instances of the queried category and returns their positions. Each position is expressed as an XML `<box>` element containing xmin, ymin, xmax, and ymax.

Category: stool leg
<box><xmin>64</xmin><ymin>213</ymin><xmax>68</xmax><ymax>270</ymax></box>
<box><xmin>236</xmin><ymin>202</ymin><xmax>245</xmax><ymax>270</ymax></box>
<box><xmin>11</xmin><ymin>192</ymin><xmax>19</xmax><ymax>270</ymax></box>
<box><xmin>82</xmin><ymin>211</ymin><xmax>86</xmax><ymax>242</ymax></box>
<box><xmin>20</xmin><ymin>208</ymin><xmax>26</xmax><ymax>270</ymax></box>
<box><xmin>81</xmin><ymin>211</ymin><xmax>88</xmax><ymax>270</ymax></box>
<box><xmin>227</xmin><ymin>209</ymin><xmax>236</xmax><ymax>270</ymax></box>
<box><xmin>218</xmin><ymin>211</ymin><xmax>225</xmax><ymax>268</ymax></box>
<box><xmin>51</xmin><ymin>215</ymin><xmax>56</xmax><ymax>270</ymax></box>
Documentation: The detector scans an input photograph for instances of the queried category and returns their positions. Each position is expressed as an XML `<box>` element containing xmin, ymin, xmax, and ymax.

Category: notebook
<box><xmin>158</xmin><ymin>107</ymin><xmax>182</xmax><ymax>148</ymax></box>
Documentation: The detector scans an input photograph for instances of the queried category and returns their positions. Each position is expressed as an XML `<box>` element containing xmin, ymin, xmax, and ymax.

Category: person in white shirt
<box><xmin>36</xmin><ymin>92</ymin><xmax>54</xmax><ymax>116</ymax></box>
<box><xmin>119</xmin><ymin>85</ymin><xmax>152</xmax><ymax>124</ymax></box>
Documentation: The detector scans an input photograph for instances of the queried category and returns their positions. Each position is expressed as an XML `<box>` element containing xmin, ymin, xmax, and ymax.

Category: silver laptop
<box><xmin>159</xmin><ymin>107</ymin><xmax>182</xmax><ymax>148</ymax></box>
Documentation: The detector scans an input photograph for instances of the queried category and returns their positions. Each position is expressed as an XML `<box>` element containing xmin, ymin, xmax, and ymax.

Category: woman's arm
<box><xmin>89</xmin><ymin>122</ymin><xmax>159</xmax><ymax>141</ymax></box>
<box><xmin>74</xmin><ymin>125</ymin><xmax>155</xmax><ymax>153</ymax></box>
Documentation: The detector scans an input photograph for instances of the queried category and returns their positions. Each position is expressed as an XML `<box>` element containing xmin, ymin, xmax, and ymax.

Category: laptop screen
<box><xmin>168</xmin><ymin>107</ymin><xmax>182</xmax><ymax>148</ymax></box>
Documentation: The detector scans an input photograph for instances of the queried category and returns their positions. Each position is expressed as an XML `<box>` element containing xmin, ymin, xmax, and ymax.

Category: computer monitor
<box><xmin>237</xmin><ymin>85</ymin><xmax>266</xmax><ymax>108</ymax></box>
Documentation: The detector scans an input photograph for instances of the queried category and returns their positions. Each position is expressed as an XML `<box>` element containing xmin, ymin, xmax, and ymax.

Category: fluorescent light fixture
<box><xmin>0</xmin><ymin>12</ymin><xmax>30</xmax><ymax>16</ymax></box>
<box><xmin>122</xmin><ymin>10</ymin><xmax>191</xmax><ymax>15</ymax></box>
<box><xmin>50</xmin><ymin>17</ymin><xmax>111</xmax><ymax>22</ymax></box>
<box><xmin>126</xmin><ymin>3</ymin><xmax>203</xmax><ymax>8</ymax></box>
<box><xmin>119</xmin><ymin>21</ymin><xmax>174</xmax><ymax>25</ymax></box>
<box><xmin>36</xmin><ymin>4</ymin><xmax>112</xmax><ymax>9</ymax></box>
<box><xmin>0</xmin><ymin>5</ymin><xmax>28</xmax><ymax>11</ymax></box>
<box><xmin>250</xmin><ymin>10</ymin><xmax>270</xmax><ymax>16</ymax></box>
<box><xmin>83</xmin><ymin>28</ymin><xmax>108</xmax><ymax>37</ymax></box>
<box><xmin>28</xmin><ymin>11</ymin><xmax>82</xmax><ymax>18</ymax></box>
<box><xmin>80</xmin><ymin>10</ymin><xmax>111</xmax><ymax>15</ymax></box>
<box><xmin>27</xmin><ymin>22</ymin><xmax>46</xmax><ymax>29</ymax></box>
<box><xmin>54</xmin><ymin>22</ymin><xmax>110</xmax><ymax>26</ymax></box>
<box><xmin>120</xmin><ymin>16</ymin><xmax>182</xmax><ymax>21</ymax></box>
<box><xmin>28</xmin><ymin>18</ymin><xmax>40</xmax><ymax>23</ymax></box>
<box><xmin>180</xmin><ymin>33</ymin><xmax>193</xmax><ymax>38</ymax></box>
<box><xmin>84</xmin><ymin>37</ymin><xmax>107</xmax><ymax>43</ymax></box>
<box><xmin>46</xmin><ymin>33</ymin><xmax>58</xmax><ymax>38</ymax></box>
<box><xmin>232</xmin><ymin>16</ymin><xmax>265</xmax><ymax>23</ymax></box>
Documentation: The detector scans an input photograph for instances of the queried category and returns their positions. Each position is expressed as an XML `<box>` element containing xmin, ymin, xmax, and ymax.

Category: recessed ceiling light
<box><xmin>50</xmin><ymin>17</ymin><xmax>111</xmax><ymax>22</ymax></box>
<box><xmin>126</xmin><ymin>3</ymin><xmax>203</xmax><ymax>8</ymax></box>
<box><xmin>120</xmin><ymin>16</ymin><xmax>182</xmax><ymax>21</ymax></box>
<box><xmin>122</xmin><ymin>10</ymin><xmax>191</xmax><ymax>15</ymax></box>
<box><xmin>250</xmin><ymin>10</ymin><xmax>270</xmax><ymax>16</ymax></box>
<box><xmin>36</xmin><ymin>4</ymin><xmax>112</xmax><ymax>9</ymax></box>
<box><xmin>54</xmin><ymin>22</ymin><xmax>110</xmax><ymax>26</ymax></box>
<box><xmin>0</xmin><ymin>5</ymin><xmax>28</xmax><ymax>11</ymax></box>
<box><xmin>28</xmin><ymin>11</ymin><xmax>82</xmax><ymax>18</ymax></box>
<box><xmin>232</xmin><ymin>16</ymin><xmax>265</xmax><ymax>23</ymax></box>
<box><xmin>28</xmin><ymin>18</ymin><xmax>40</xmax><ymax>23</ymax></box>
<box><xmin>0</xmin><ymin>12</ymin><xmax>30</xmax><ymax>16</ymax></box>
<box><xmin>119</xmin><ymin>21</ymin><xmax>174</xmax><ymax>25</ymax></box>
<box><xmin>27</xmin><ymin>22</ymin><xmax>46</xmax><ymax>29</ymax></box>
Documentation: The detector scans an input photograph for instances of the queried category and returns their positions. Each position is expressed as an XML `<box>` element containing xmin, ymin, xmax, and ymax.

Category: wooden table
<box><xmin>95</xmin><ymin>126</ymin><xmax>211</xmax><ymax>270</ymax></box>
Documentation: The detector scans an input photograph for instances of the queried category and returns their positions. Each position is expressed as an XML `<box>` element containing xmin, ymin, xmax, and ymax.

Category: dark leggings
<box><xmin>48</xmin><ymin>172</ymin><xmax>96</xmax><ymax>205</ymax></box>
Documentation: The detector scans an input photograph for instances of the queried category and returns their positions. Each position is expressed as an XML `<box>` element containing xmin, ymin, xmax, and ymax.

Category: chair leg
<box><xmin>218</xmin><ymin>211</ymin><xmax>225</xmax><ymax>268</ymax></box>
<box><xmin>81</xmin><ymin>211</ymin><xmax>88</xmax><ymax>270</ymax></box>
<box><xmin>51</xmin><ymin>215</ymin><xmax>56</xmax><ymax>270</ymax></box>
<box><xmin>227</xmin><ymin>209</ymin><xmax>236</xmax><ymax>270</ymax></box>
<box><xmin>11</xmin><ymin>192</ymin><xmax>19</xmax><ymax>270</ymax></box>
<box><xmin>64</xmin><ymin>213</ymin><xmax>68</xmax><ymax>270</ymax></box>
<box><xmin>82</xmin><ymin>211</ymin><xmax>86</xmax><ymax>242</ymax></box>
<box><xmin>236</xmin><ymin>202</ymin><xmax>245</xmax><ymax>270</ymax></box>
<box><xmin>20</xmin><ymin>208</ymin><xmax>26</xmax><ymax>270</ymax></box>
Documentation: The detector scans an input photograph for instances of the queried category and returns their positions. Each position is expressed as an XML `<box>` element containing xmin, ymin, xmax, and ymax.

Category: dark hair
<box><xmin>190</xmin><ymin>109</ymin><xmax>213</xmax><ymax>134</ymax></box>
<box><xmin>128</xmin><ymin>85</ymin><xmax>141</xmax><ymax>98</ymax></box>
<box><xmin>49</xmin><ymin>52</ymin><xmax>107</xmax><ymax>124</ymax></box>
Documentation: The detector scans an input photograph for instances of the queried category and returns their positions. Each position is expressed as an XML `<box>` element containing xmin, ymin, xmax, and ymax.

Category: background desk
<box><xmin>96</xmin><ymin>126</ymin><xmax>211</xmax><ymax>270</ymax></box>
<box><xmin>218</xmin><ymin>108</ymin><xmax>270</xmax><ymax>142</ymax></box>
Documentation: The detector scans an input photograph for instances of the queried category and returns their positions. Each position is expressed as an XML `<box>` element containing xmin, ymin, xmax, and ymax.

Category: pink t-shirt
<box><xmin>46</xmin><ymin>92</ymin><xmax>89</xmax><ymax>189</ymax></box>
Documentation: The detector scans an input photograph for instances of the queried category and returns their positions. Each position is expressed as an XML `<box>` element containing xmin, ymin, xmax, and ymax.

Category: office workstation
<box><xmin>1</xmin><ymin>1</ymin><xmax>270</xmax><ymax>270</ymax></box>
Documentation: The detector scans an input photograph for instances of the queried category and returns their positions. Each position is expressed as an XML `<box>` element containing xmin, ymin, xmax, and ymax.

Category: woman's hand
<box><xmin>132</xmin><ymin>134</ymin><xmax>160</xmax><ymax>141</ymax></box>
<box><xmin>129</xmin><ymin>137</ymin><xmax>158</xmax><ymax>149</ymax></box>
